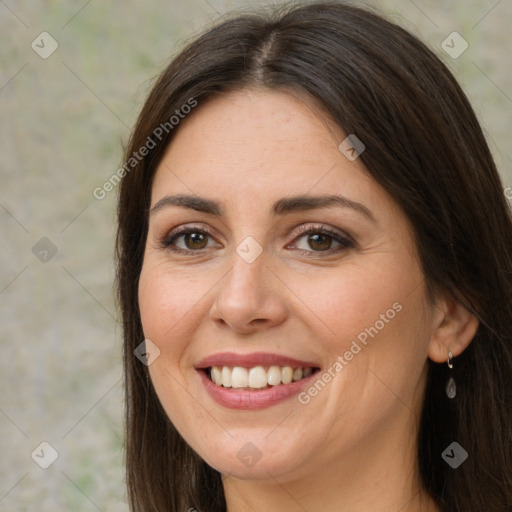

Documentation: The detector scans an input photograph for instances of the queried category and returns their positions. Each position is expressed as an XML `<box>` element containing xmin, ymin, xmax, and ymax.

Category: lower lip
<box><xmin>197</xmin><ymin>369</ymin><xmax>317</xmax><ymax>410</ymax></box>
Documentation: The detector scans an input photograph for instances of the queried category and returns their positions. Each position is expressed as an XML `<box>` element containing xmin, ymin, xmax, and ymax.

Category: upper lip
<box><xmin>195</xmin><ymin>352</ymin><xmax>320</xmax><ymax>369</ymax></box>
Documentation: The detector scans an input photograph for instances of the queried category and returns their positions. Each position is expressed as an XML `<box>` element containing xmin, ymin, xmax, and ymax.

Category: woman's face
<box><xmin>138</xmin><ymin>89</ymin><xmax>437</xmax><ymax>482</ymax></box>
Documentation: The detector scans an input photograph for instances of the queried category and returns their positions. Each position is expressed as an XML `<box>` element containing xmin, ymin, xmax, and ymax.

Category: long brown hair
<box><xmin>115</xmin><ymin>2</ymin><xmax>512</xmax><ymax>510</ymax></box>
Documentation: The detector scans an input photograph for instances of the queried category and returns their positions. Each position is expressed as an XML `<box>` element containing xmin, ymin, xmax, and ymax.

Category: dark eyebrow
<box><xmin>150</xmin><ymin>193</ymin><xmax>375</xmax><ymax>222</ymax></box>
<box><xmin>272</xmin><ymin>194</ymin><xmax>376</xmax><ymax>222</ymax></box>
<box><xmin>151</xmin><ymin>194</ymin><xmax>223</xmax><ymax>216</ymax></box>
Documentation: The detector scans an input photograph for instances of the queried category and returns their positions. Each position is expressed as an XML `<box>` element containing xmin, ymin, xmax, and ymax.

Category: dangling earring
<box><xmin>445</xmin><ymin>351</ymin><xmax>456</xmax><ymax>399</ymax></box>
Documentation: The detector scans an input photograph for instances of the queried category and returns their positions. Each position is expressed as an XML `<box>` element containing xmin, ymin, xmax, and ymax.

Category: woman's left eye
<box><xmin>287</xmin><ymin>227</ymin><xmax>354</xmax><ymax>254</ymax></box>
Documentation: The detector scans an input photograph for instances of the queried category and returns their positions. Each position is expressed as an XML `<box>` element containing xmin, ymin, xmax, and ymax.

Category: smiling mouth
<box><xmin>205</xmin><ymin>365</ymin><xmax>321</xmax><ymax>390</ymax></box>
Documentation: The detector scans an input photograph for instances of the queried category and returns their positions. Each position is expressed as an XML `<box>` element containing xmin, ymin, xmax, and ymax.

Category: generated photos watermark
<box><xmin>31</xmin><ymin>441</ymin><xmax>59</xmax><ymax>469</ymax></box>
<box><xmin>236</xmin><ymin>236</ymin><xmax>264</xmax><ymax>264</ymax></box>
<box><xmin>442</xmin><ymin>441</ymin><xmax>468</xmax><ymax>469</ymax></box>
<box><xmin>134</xmin><ymin>339</ymin><xmax>161</xmax><ymax>366</ymax></box>
<box><xmin>237</xmin><ymin>441</ymin><xmax>263</xmax><ymax>468</ymax></box>
<box><xmin>31</xmin><ymin>31</ymin><xmax>59</xmax><ymax>59</ymax></box>
<box><xmin>339</xmin><ymin>134</ymin><xmax>365</xmax><ymax>161</ymax></box>
<box><xmin>93</xmin><ymin>97</ymin><xmax>197</xmax><ymax>200</ymax></box>
<box><xmin>441</xmin><ymin>31</ymin><xmax>469</xmax><ymax>59</ymax></box>
<box><xmin>298</xmin><ymin>301</ymin><xmax>403</xmax><ymax>405</ymax></box>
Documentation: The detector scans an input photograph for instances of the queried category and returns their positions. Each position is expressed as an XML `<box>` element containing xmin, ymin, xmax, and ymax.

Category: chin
<box><xmin>192</xmin><ymin>430</ymin><xmax>316</xmax><ymax>482</ymax></box>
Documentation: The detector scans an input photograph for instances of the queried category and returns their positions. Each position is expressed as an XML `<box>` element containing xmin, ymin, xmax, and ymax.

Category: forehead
<box><xmin>150</xmin><ymin>88</ymin><xmax>390</xmax><ymax>220</ymax></box>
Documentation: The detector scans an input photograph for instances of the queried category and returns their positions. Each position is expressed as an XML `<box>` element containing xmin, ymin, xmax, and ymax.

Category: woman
<box><xmin>116</xmin><ymin>2</ymin><xmax>512</xmax><ymax>511</ymax></box>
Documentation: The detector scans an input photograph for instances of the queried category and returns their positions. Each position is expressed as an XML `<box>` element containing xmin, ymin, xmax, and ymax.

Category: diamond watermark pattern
<box><xmin>441</xmin><ymin>441</ymin><xmax>468</xmax><ymax>469</ymax></box>
<box><xmin>236</xmin><ymin>236</ymin><xmax>263</xmax><ymax>264</ymax></box>
<box><xmin>237</xmin><ymin>442</ymin><xmax>262</xmax><ymax>468</ymax></box>
<box><xmin>339</xmin><ymin>134</ymin><xmax>365</xmax><ymax>161</ymax></box>
<box><xmin>441</xmin><ymin>32</ymin><xmax>468</xmax><ymax>59</ymax></box>
<box><xmin>31</xmin><ymin>32</ymin><xmax>59</xmax><ymax>59</ymax></box>
<box><xmin>134</xmin><ymin>339</ymin><xmax>161</xmax><ymax>366</ymax></box>
<box><xmin>32</xmin><ymin>237</ymin><xmax>58</xmax><ymax>262</ymax></box>
<box><xmin>31</xmin><ymin>441</ymin><xmax>59</xmax><ymax>469</ymax></box>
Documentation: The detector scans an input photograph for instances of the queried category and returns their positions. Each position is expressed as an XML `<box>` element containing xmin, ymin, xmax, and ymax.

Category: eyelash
<box><xmin>159</xmin><ymin>223</ymin><xmax>354</xmax><ymax>256</ymax></box>
<box><xmin>288</xmin><ymin>224</ymin><xmax>354</xmax><ymax>255</ymax></box>
<box><xmin>159</xmin><ymin>225</ymin><xmax>219</xmax><ymax>255</ymax></box>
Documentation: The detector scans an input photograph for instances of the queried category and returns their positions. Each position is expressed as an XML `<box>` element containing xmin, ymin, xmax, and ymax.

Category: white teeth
<box><xmin>231</xmin><ymin>367</ymin><xmax>248</xmax><ymax>388</ymax></box>
<box><xmin>267</xmin><ymin>366</ymin><xmax>282</xmax><ymax>386</ymax></box>
<box><xmin>208</xmin><ymin>365</ymin><xmax>316</xmax><ymax>389</ymax></box>
<box><xmin>281</xmin><ymin>366</ymin><xmax>293</xmax><ymax>384</ymax></box>
<box><xmin>221</xmin><ymin>366</ymin><xmax>231</xmax><ymax>387</ymax></box>
<box><xmin>211</xmin><ymin>366</ymin><xmax>222</xmax><ymax>386</ymax></box>
<box><xmin>248</xmin><ymin>366</ymin><xmax>268</xmax><ymax>388</ymax></box>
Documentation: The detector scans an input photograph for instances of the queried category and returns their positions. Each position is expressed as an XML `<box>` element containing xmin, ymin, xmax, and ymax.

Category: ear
<box><xmin>427</xmin><ymin>292</ymin><xmax>479</xmax><ymax>363</ymax></box>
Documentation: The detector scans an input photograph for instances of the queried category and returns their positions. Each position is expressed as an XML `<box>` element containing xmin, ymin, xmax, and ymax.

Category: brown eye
<box><xmin>161</xmin><ymin>227</ymin><xmax>219</xmax><ymax>253</ymax></box>
<box><xmin>289</xmin><ymin>225</ymin><xmax>354</xmax><ymax>255</ymax></box>
<box><xmin>184</xmin><ymin>232</ymin><xmax>208</xmax><ymax>250</ymax></box>
<box><xmin>307</xmin><ymin>233</ymin><xmax>332</xmax><ymax>251</ymax></box>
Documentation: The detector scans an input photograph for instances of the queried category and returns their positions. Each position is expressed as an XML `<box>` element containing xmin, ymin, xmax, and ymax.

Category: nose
<box><xmin>209</xmin><ymin>250</ymin><xmax>288</xmax><ymax>334</ymax></box>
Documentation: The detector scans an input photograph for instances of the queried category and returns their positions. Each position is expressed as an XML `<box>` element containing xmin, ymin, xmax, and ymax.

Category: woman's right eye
<box><xmin>161</xmin><ymin>228</ymin><xmax>220</xmax><ymax>253</ymax></box>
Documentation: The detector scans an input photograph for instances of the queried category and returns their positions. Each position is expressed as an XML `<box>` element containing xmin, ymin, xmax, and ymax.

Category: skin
<box><xmin>138</xmin><ymin>89</ymin><xmax>478</xmax><ymax>512</ymax></box>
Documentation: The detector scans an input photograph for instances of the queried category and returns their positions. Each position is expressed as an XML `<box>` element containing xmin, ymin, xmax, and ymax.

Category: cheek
<box><xmin>137</xmin><ymin>262</ymin><xmax>215</xmax><ymax>391</ymax></box>
<box><xmin>137</xmin><ymin>263</ymin><xmax>208</xmax><ymax>417</ymax></box>
<box><xmin>287</xmin><ymin>260</ymin><xmax>412</xmax><ymax>351</ymax></box>
<box><xmin>290</xmin><ymin>258</ymin><xmax>430</xmax><ymax>400</ymax></box>
<box><xmin>138</xmin><ymin>262</ymin><xmax>208</xmax><ymax>342</ymax></box>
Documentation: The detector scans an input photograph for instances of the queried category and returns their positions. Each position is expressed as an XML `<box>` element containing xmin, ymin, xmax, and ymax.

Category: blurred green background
<box><xmin>0</xmin><ymin>1</ymin><xmax>510</xmax><ymax>510</ymax></box>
